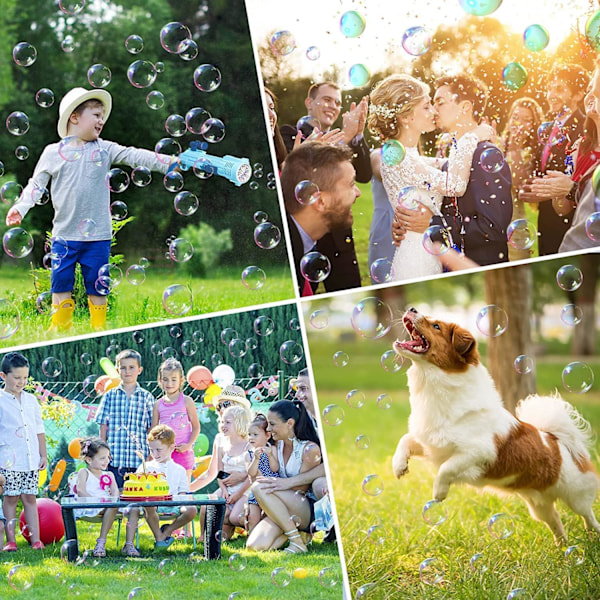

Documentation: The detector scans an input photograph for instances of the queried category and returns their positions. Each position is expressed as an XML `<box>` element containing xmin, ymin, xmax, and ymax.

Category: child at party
<box><xmin>5</xmin><ymin>87</ymin><xmax>178</xmax><ymax>331</ymax></box>
<box><xmin>245</xmin><ymin>413</ymin><xmax>279</xmax><ymax>533</ymax></box>
<box><xmin>0</xmin><ymin>473</ymin><xmax>6</xmax><ymax>548</ymax></box>
<box><xmin>74</xmin><ymin>437</ymin><xmax>139</xmax><ymax>557</ymax></box>
<box><xmin>152</xmin><ymin>358</ymin><xmax>200</xmax><ymax>481</ymax></box>
<box><xmin>127</xmin><ymin>425</ymin><xmax>196</xmax><ymax>550</ymax></box>
<box><xmin>95</xmin><ymin>349</ymin><xmax>154</xmax><ymax>489</ymax></box>
<box><xmin>0</xmin><ymin>352</ymin><xmax>47</xmax><ymax>551</ymax></box>
<box><xmin>217</xmin><ymin>405</ymin><xmax>251</xmax><ymax>540</ymax></box>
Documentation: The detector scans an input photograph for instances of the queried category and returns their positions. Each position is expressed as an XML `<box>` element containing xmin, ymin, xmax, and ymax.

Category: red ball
<box><xmin>187</xmin><ymin>365</ymin><xmax>213</xmax><ymax>390</ymax></box>
<box><xmin>20</xmin><ymin>498</ymin><xmax>65</xmax><ymax>545</ymax></box>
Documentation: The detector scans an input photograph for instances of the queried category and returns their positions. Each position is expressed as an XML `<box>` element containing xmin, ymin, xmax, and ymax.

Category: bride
<box><xmin>367</xmin><ymin>74</ymin><xmax>491</xmax><ymax>281</ymax></box>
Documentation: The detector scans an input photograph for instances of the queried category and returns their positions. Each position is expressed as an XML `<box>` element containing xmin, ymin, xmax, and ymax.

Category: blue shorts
<box><xmin>51</xmin><ymin>239</ymin><xmax>111</xmax><ymax>296</ymax></box>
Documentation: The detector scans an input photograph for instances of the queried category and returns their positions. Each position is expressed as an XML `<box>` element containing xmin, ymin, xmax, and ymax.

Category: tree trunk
<box><xmin>571</xmin><ymin>254</ymin><xmax>598</xmax><ymax>356</ymax></box>
<box><xmin>485</xmin><ymin>265</ymin><xmax>536</xmax><ymax>414</ymax></box>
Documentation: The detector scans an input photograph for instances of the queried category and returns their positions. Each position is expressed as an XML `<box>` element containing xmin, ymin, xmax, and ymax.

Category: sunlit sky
<box><xmin>246</xmin><ymin>0</ymin><xmax>597</xmax><ymax>85</ymax></box>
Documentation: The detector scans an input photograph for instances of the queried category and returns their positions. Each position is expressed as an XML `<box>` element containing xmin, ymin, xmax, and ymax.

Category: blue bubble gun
<box><xmin>175</xmin><ymin>141</ymin><xmax>252</xmax><ymax>186</ymax></box>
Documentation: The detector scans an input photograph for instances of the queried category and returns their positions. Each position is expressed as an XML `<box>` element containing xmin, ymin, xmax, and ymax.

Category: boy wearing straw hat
<box><xmin>6</xmin><ymin>87</ymin><xmax>176</xmax><ymax>331</ymax></box>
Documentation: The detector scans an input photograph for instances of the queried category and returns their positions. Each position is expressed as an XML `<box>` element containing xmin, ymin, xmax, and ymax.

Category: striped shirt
<box><xmin>94</xmin><ymin>384</ymin><xmax>154</xmax><ymax>468</ymax></box>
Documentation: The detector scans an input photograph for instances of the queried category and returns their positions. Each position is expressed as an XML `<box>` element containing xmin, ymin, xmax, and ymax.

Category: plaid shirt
<box><xmin>94</xmin><ymin>384</ymin><xmax>154</xmax><ymax>468</ymax></box>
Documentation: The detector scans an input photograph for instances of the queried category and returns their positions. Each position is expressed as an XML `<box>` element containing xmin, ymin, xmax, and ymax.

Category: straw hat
<box><xmin>212</xmin><ymin>385</ymin><xmax>251</xmax><ymax>410</ymax></box>
<box><xmin>57</xmin><ymin>87</ymin><xmax>112</xmax><ymax>138</ymax></box>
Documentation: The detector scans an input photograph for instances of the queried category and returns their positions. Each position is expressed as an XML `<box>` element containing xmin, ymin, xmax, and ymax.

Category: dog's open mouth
<box><xmin>394</xmin><ymin>315</ymin><xmax>430</xmax><ymax>354</ymax></box>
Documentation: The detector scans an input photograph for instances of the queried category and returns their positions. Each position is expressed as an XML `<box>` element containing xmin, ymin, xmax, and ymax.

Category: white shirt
<box><xmin>0</xmin><ymin>389</ymin><xmax>45</xmax><ymax>471</ymax></box>
<box><xmin>290</xmin><ymin>215</ymin><xmax>317</xmax><ymax>254</ymax></box>
<box><xmin>140</xmin><ymin>458</ymin><xmax>189</xmax><ymax>495</ymax></box>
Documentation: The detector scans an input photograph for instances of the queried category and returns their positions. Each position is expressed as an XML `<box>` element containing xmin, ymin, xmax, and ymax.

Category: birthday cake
<box><xmin>120</xmin><ymin>472</ymin><xmax>172</xmax><ymax>501</ymax></box>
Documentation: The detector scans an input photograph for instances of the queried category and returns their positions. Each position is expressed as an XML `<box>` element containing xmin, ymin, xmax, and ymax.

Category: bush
<box><xmin>178</xmin><ymin>222</ymin><xmax>233</xmax><ymax>277</ymax></box>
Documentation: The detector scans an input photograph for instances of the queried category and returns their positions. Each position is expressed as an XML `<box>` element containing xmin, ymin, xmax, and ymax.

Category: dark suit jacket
<box><xmin>538</xmin><ymin>108</ymin><xmax>585</xmax><ymax>255</ymax></box>
<box><xmin>439</xmin><ymin>141</ymin><xmax>513</xmax><ymax>266</ymax></box>
<box><xmin>287</xmin><ymin>215</ymin><xmax>317</xmax><ymax>296</ymax></box>
<box><xmin>281</xmin><ymin>121</ymin><xmax>366</xmax><ymax>291</ymax></box>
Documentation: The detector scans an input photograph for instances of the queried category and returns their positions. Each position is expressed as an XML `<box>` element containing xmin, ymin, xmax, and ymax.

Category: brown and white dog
<box><xmin>392</xmin><ymin>307</ymin><xmax>600</xmax><ymax>543</ymax></box>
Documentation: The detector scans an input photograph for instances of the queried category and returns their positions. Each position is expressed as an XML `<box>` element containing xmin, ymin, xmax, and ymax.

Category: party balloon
<box><xmin>194</xmin><ymin>433</ymin><xmax>210</xmax><ymax>456</ymax></box>
<box><xmin>191</xmin><ymin>455</ymin><xmax>211</xmax><ymax>479</ymax></box>
<box><xmin>187</xmin><ymin>365</ymin><xmax>213</xmax><ymax>390</ymax></box>
<box><xmin>38</xmin><ymin>467</ymin><xmax>48</xmax><ymax>487</ymax></box>
<box><xmin>68</xmin><ymin>438</ymin><xmax>81</xmax><ymax>459</ymax></box>
<box><xmin>99</xmin><ymin>357</ymin><xmax>119</xmax><ymax>379</ymax></box>
<box><xmin>203</xmin><ymin>383</ymin><xmax>222</xmax><ymax>405</ymax></box>
<box><xmin>212</xmin><ymin>364</ymin><xmax>235</xmax><ymax>387</ymax></box>
<box><xmin>49</xmin><ymin>459</ymin><xmax>67</xmax><ymax>492</ymax></box>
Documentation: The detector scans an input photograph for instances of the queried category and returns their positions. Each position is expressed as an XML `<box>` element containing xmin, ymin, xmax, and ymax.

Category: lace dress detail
<box><xmin>381</xmin><ymin>133</ymin><xmax>479</xmax><ymax>281</ymax></box>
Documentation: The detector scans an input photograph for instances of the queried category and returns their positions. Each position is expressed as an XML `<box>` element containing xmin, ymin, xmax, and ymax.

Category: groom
<box><xmin>394</xmin><ymin>74</ymin><xmax>512</xmax><ymax>266</ymax></box>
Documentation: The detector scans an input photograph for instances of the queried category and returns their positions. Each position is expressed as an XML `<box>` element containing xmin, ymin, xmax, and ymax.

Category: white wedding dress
<box><xmin>381</xmin><ymin>133</ymin><xmax>480</xmax><ymax>281</ymax></box>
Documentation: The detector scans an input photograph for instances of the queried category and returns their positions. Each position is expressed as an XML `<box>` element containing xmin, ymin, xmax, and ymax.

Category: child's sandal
<box><xmin>93</xmin><ymin>538</ymin><xmax>106</xmax><ymax>558</ymax></box>
<box><xmin>121</xmin><ymin>542</ymin><xmax>140</xmax><ymax>557</ymax></box>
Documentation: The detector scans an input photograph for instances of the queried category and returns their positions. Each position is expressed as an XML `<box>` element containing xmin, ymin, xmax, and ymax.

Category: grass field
<box><xmin>0</xmin><ymin>264</ymin><xmax>295</xmax><ymax>349</ymax></box>
<box><xmin>0</xmin><ymin>525</ymin><xmax>343</xmax><ymax>599</ymax></box>
<box><xmin>308</xmin><ymin>337</ymin><xmax>600</xmax><ymax>600</ymax></box>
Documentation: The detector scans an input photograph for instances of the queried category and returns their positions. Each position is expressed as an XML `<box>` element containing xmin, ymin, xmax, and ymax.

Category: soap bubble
<box><xmin>98</xmin><ymin>263</ymin><xmax>122</xmax><ymax>286</ymax></box>
<box><xmin>294</xmin><ymin>180</ymin><xmax>320</xmax><ymax>205</ymax></box>
<box><xmin>585</xmin><ymin>10</ymin><xmax>600</xmax><ymax>50</ymax></box>
<box><xmin>419</xmin><ymin>558</ymin><xmax>444</xmax><ymax>585</ymax></box>
<box><xmin>158</xmin><ymin>558</ymin><xmax>176</xmax><ymax>577</ymax></box>
<box><xmin>35</xmin><ymin>88</ymin><xmax>55</xmax><ymax>108</ymax></box>
<box><xmin>174</xmin><ymin>191</ymin><xmax>198</xmax><ymax>216</ymax></box>
<box><xmin>340</xmin><ymin>11</ymin><xmax>366</xmax><ymax>37</ymax></box>
<box><xmin>59</xmin><ymin>0</ymin><xmax>85</xmax><ymax>15</ymax></box>
<box><xmin>270</xmin><ymin>31</ymin><xmax>296</xmax><ymax>55</ymax></box>
<box><xmin>458</xmin><ymin>0</ymin><xmax>502</xmax><ymax>17</ymax></box>
<box><xmin>200</xmin><ymin>118</ymin><xmax>225</xmax><ymax>143</ymax></box>
<box><xmin>228</xmin><ymin>339</ymin><xmax>247</xmax><ymax>358</ymax></box>
<box><xmin>300</xmin><ymin>252</ymin><xmax>331</xmax><ymax>283</ymax></box>
<box><xmin>95</xmin><ymin>275</ymin><xmax>115</xmax><ymax>295</ymax></box>
<box><xmin>87</xmin><ymin>64</ymin><xmax>111</xmax><ymax>88</ymax></box>
<box><xmin>3</xmin><ymin>227</ymin><xmax>33</xmax><ymax>258</ymax></box>
<box><xmin>105</xmin><ymin>168</ymin><xmax>129</xmax><ymax>193</ymax></box>
<box><xmin>296</xmin><ymin>115</ymin><xmax>320</xmax><ymax>138</ymax></box>
<box><xmin>125</xmin><ymin>35</ymin><xmax>144</xmax><ymax>54</ymax></box>
<box><xmin>128</xmin><ymin>587</ymin><xmax>154</xmax><ymax>600</ymax></box>
<box><xmin>480</xmin><ymin>147</ymin><xmax>505</xmax><ymax>173</ymax></box>
<box><xmin>178</xmin><ymin>39</ymin><xmax>198</xmax><ymax>61</ymax></box>
<box><xmin>362</xmin><ymin>474</ymin><xmax>383</xmax><ymax>496</ymax></box>
<box><xmin>160</xmin><ymin>22</ymin><xmax>192</xmax><ymax>54</ymax></box>
<box><xmin>514</xmin><ymin>354</ymin><xmax>534</xmax><ymax>374</ymax></box>
<box><xmin>6</xmin><ymin>111</ymin><xmax>30</xmax><ymax>136</ymax></box>
<box><xmin>146</xmin><ymin>91</ymin><xmax>165</xmax><ymax>110</ymax></box>
<box><xmin>561</xmin><ymin>304</ymin><xmax>583</xmax><ymax>326</ymax></box>
<box><xmin>15</xmin><ymin>146</ymin><xmax>29</xmax><ymax>160</ymax></box>
<box><xmin>271</xmin><ymin>567</ymin><xmax>292</xmax><ymax>587</ymax></box>
<box><xmin>280</xmin><ymin>341</ymin><xmax>303</xmax><ymax>364</ymax></box>
<box><xmin>507</xmin><ymin>590</ymin><xmax>532</xmax><ymax>600</ymax></box>
<box><xmin>50</xmin><ymin>236</ymin><xmax>69</xmax><ymax>259</ymax></box>
<box><xmin>507</xmin><ymin>219</ymin><xmax>536</xmax><ymax>250</ymax></box>
<box><xmin>169</xmin><ymin>238</ymin><xmax>194</xmax><ymax>262</ymax></box>
<box><xmin>241</xmin><ymin>266</ymin><xmax>266</xmax><ymax>290</ymax></box>
<box><xmin>381</xmin><ymin>139</ymin><xmax>405</xmax><ymax>166</ymax></box>
<box><xmin>1</xmin><ymin>181</ymin><xmax>23</xmax><ymax>204</ymax></box>
<box><xmin>381</xmin><ymin>350</ymin><xmax>402</xmax><ymax>372</ymax></box>
<box><xmin>185</xmin><ymin>107</ymin><xmax>211</xmax><ymax>134</ymax></box>
<box><xmin>565</xmin><ymin>545</ymin><xmax>585</xmax><ymax>567</ymax></box>
<box><xmin>346</xmin><ymin>389</ymin><xmax>365</xmax><ymax>408</ymax></box>
<box><xmin>351</xmin><ymin>297</ymin><xmax>393</xmax><ymax>339</ymax></box>
<box><xmin>523</xmin><ymin>24</ymin><xmax>549</xmax><ymax>51</ymax></box>
<box><xmin>181</xmin><ymin>341</ymin><xmax>197</xmax><ymax>356</ymax></box>
<box><xmin>366</xmin><ymin>524</ymin><xmax>385</xmax><ymax>545</ymax></box>
<box><xmin>401</xmin><ymin>26</ymin><xmax>431</xmax><ymax>56</ymax></box>
<box><xmin>162</xmin><ymin>285</ymin><xmax>192</xmax><ymax>316</ymax></box>
<box><xmin>423</xmin><ymin>225</ymin><xmax>452</xmax><ymax>255</ymax></box>
<box><xmin>155</xmin><ymin>138</ymin><xmax>182</xmax><ymax>164</ymax></box>
<box><xmin>59</xmin><ymin>136</ymin><xmax>86</xmax><ymax>162</ymax></box>
<box><xmin>377</xmin><ymin>393</ymin><xmax>393</xmax><ymax>409</ymax></box>
<box><xmin>36</xmin><ymin>292</ymin><xmax>53</xmax><ymax>315</ymax></box>
<box><xmin>318</xmin><ymin>567</ymin><xmax>340</xmax><ymax>587</ymax></box>
<box><xmin>370</xmin><ymin>258</ymin><xmax>393</xmax><ymax>283</ymax></box>
<box><xmin>487</xmin><ymin>513</ymin><xmax>514</xmax><ymax>539</ymax></box>
<box><xmin>422</xmin><ymin>499</ymin><xmax>448</xmax><ymax>526</ymax></box>
<box><xmin>585</xmin><ymin>212</ymin><xmax>600</xmax><ymax>242</ymax></box>
<box><xmin>228</xmin><ymin>553</ymin><xmax>247</xmax><ymax>572</ymax></box>
<box><xmin>42</xmin><ymin>357</ymin><xmax>63</xmax><ymax>378</ymax></box>
<box><xmin>132</xmin><ymin>166</ymin><xmax>152</xmax><ymax>187</ymax></box>
<box><xmin>61</xmin><ymin>36</ymin><xmax>75</xmax><ymax>52</ymax></box>
<box><xmin>397</xmin><ymin>185</ymin><xmax>430</xmax><ymax>210</ymax></box>
<box><xmin>90</xmin><ymin>148</ymin><xmax>110</xmax><ymax>167</ymax></box>
<box><xmin>13</xmin><ymin>42</ymin><xmax>37</xmax><ymax>67</ymax></box>
<box><xmin>165</xmin><ymin>114</ymin><xmax>186</xmax><ymax>137</ymax></box>
<box><xmin>80</xmin><ymin>353</ymin><xmax>93</xmax><ymax>366</ymax></box>
<box><xmin>309</xmin><ymin>310</ymin><xmax>328</xmax><ymax>330</ymax></box>
<box><xmin>110</xmin><ymin>201</ymin><xmax>128</xmax><ymax>221</ymax></box>
<box><xmin>322</xmin><ymin>404</ymin><xmax>344</xmax><ymax>426</ymax></box>
<box><xmin>476</xmin><ymin>305</ymin><xmax>508</xmax><ymax>337</ymax></box>
<box><xmin>7</xmin><ymin>564</ymin><xmax>34</xmax><ymax>591</ymax></box>
<box><xmin>355</xmin><ymin>435</ymin><xmax>370</xmax><ymax>450</ymax></box>
<box><xmin>333</xmin><ymin>351</ymin><xmax>349</xmax><ymax>367</ymax></box>
<box><xmin>502</xmin><ymin>62</ymin><xmax>528</xmax><ymax>91</ymax></box>
<box><xmin>562</xmin><ymin>361</ymin><xmax>594</xmax><ymax>393</ymax></box>
<box><xmin>469</xmin><ymin>553</ymin><xmax>488</xmax><ymax>572</ymax></box>
<box><xmin>0</xmin><ymin>162</ymin><xmax>3</xmax><ymax>177</ymax></box>
<box><xmin>193</xmin><ymin>64</ymin><xmax>222</xmax><ymax>92</ymax></box>
<box><xmin>163</xmin><ymin>171</ymin><xmax>185</xmax><ymax>192</ymax></box>
<box><xmin>127</xmin><ymin>60</ymin><xmax>157</xmax><ymax>88</ymax></box>
<box><xmin>254</xmin><ymin>222</ymin><xmax>281</xmax><ymax>249</ymax></box>
<box><xmin>348</xmin><ymin>64</ymin><xmax>370</xmax><ymax>87</ymax></box>
<box><xmin>306</xmin><ymin>46</ymin><xmax>320</xmax><ymax>60</ymax></box>
<box><xmin>254</xmin><ymin>315</ymin><xmax>274</xmax><ymax>336</ymax></box>
<box><xmin>556</xmin><ymin>265</ymin><xmax>583</xmax><ymax>291</ymax></box>
<box><xmin>192</xmin><ymin>156</ymin><xmax>216</xmax><ymax>179</ymax></box>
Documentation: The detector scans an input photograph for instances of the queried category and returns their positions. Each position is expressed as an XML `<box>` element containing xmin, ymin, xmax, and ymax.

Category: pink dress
<box><xmin>157</xmin><ymin>393</ymin><xmax>195</xmax><ymax>470</ymax></box>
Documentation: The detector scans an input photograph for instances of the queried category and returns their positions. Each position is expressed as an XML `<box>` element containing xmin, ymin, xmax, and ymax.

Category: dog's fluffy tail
<box><xmin>516</xmin><ymin>392</ymin><xmax>594</xmax><ymax>463</ymax></box>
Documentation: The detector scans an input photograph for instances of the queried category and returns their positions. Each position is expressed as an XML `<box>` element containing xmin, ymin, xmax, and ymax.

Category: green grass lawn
<box><xmin>309</xmin><ymin>338</ymin><xmax>600</xmax><ymax>600</ymax></box>
<box><xmin>0</xmin><ymin>526</ymin><xmax>343</xmax><ymax>599</ymax></box>
<box><xmin>0</xmin><ymin>264</ymin><xmax>295</xmax><ymax>349</ymax></box>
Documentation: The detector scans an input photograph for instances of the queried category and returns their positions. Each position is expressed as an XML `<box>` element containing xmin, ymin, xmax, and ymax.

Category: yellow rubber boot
<box><xmin>48</xmin><ymin>298</ymin><xmax>75</xmax><ymax>331</ymax></box>
<box><xmin>88</xmin><ymin>298</ymin><xmax>107</xmax><ymax>330</ymax></box>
